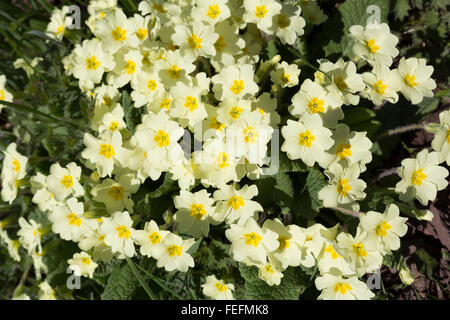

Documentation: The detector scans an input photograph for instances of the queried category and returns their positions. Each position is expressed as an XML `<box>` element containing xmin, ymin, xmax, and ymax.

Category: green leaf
<box><xmin>382</xmin><ymin>251</ymin><xmax>402</xmax><ymax>269</ymax></box>
<box><xmin>265</xmin><ymin>39</ymin><xmax>278</xmax><ymax>60</ymax></box>
<box><xmin>415</xmin><ymin>248</ymin><xmax>438</xmax><ymax>278</ymax></box>
<box><xmin>94</xmin><ymin>258</ymin><xmax>122</xmax><ymax>277</ymax></box>
<box><xmin>238</xmin><ymin>264</ymin><xmax>309</xmax><ymax>300</ymax></box>
<box><xmin>278</xmin><ymin>152</ymin><xmax>308</xmax><ymax>173</ymax></box>
<box><xmin>186</xmin><ymin>238</ymin><xmax>202</xmax><ymax>255</ymax></box>
<box><xmin>394</xmin><ymin>0</ymin><xmax>411</xmax><ymax>20</ymax></box>
<box><xmin>274</xmin><ymin>171</ymin><xmax>294</xmax><ymax>208</ymax></box>
<box><xmin>101</xmin><ymin>262</ymin><xmax>140</xmax><ymax>300</ymax></box>
<box><xmin>304</xmin><ymin>167</ymin><xmax>327</xmax><ymax>212</ymax></box>
<box><xmin>415</xmin><ymin>97</ymin><xmax>439</xmax><ymax>119</ymax></box>
<box><xmin>342</xmin><ymin>107</ymin><xmax>376</xmax><ymax>127</ymax></box>
<box><xmin>122</xmin><ymin>90</ymin><xmax>142</xmax><ymax>134</ymax></box>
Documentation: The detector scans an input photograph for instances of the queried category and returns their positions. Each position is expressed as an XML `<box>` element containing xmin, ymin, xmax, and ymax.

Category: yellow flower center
<box><xmin>244</xmin><ymin>232</ymin><xmax>262</xmax><ymax>247</ymax></box>
<box><xmin>0</xmin><ymin>89</ymin><xmax>4</xmax><ymax>100</ymax></box>
<box><xmin>216</xmin><ymin>152</ymin><xmax>230</xmax><ymax>169</ymax></box>
<box><xmin>160</xmin><ymin>98</ymin><xmax>172</xmax><ymax>109</ymax></box>
<box><xmin>336</xmin><ymin>143</ymin><xmax>352</xmax><ymax>160</ymax></box>
<box><xmin>308</xmin><ymin>97</ymin><xmax>325</xmax><ymax>113</ymax></box>
<box><xmin>190</xmin><ymin>204</ymin><xmax>207</xmax><ymax>220</ymax></box>
<box><xmin>108</xmin><ymin>185</ymin><xmax>125</xmax><ymax>201</ymax></box>
<box><xmin>99</xmin><ymin>144</ymin><xmax>115</xmax><ymax>159</ymax></box>
<box><xmin>215</xmin><ymin>282</ymin><xmax>227</xmax><ymax>292</ymax></box>
<box><xmin>56</xmin><ymin>26</ymin><xmax>64</xmax><ymax>35</ymax></box>
<box><xmin>109</xmin><ymin>121</ymin><xmax>119</xmax><ymax>131</ymax></box>
<box><xmin>103</xmin><ymin>96</ymin><xmax>113</xmax><ymax>106</ymax></box>
<box><xmin>60</xmin><ymin>175</ymin><xmax>74</xmax><ymax>189</ymax></box>
<box><xmin>446</xmin><ymin>129</ymin><xmax>450</xmax><ymax>144</ymax></box>
<box><xmin>167</xmin><ymin>244</ymin><xmax>183</xmax><ymax>257</ymax></box>
<box><xmin>125</xmin><ymin>60</ymin><xmax>136</xmax><ymax>74</ymax></box>
<box><xmin>206</xmin><ymin>4</ymin><xmax>221</xmax><ymax>19</ymax></box>
<box><xmin>116</xmin><ymin>225</ymin><xmax>131</xmax><ymax>239</ymax></box>
<box><xmin>376</xmin><ymin>221</ymin><xmax>392</xmax><ymax>237</ymax></box>
<box><xmin>154</xmin><ymin>130</ymin><xmax>170</xmax><ymax>147</ymax></box>
<box><xmin>366</xmin><ymin>39</ymin><xmax>380</xmax><ymax>54</ymax></box>
<box><xmin>136</xmin><ymin>28</ymin><xmax>148</xmax><ymax>40</ymax></box>
<box><xmin>112</xmin><ymin>26</ymin><xmax>126</xmax><ymax>41</ymax></box>
<box><xmin>230</xmin><ymin>80</ymin><xmax>245</xmax><ymax>95</ymax></box>
<box><xmin>334</xmin><ymin>282</ymin><xmax>352</xmax><ymax>294</ymax></box>
<box><xmin>277</xmin><ymin>14</ymin><xmax>290</xmax><ymax>28</ymax></box>
<box><xmin>404</xmin><ymin>73</ymin><xmax>418</xmax><ymax>87</ymax></box>
<box><xmin>214</xmin><ymin>35</ymin><xmax>227</xmax><ymax>52</ymax></box>
<box><xmin>334</xmin><ymin>77</ymin><xmax>347</xmax><ymax>91</ymax></box>
<box><xmin>352</xmin><ymin>242</ymin><xmax>367</xmax><ymax>257</ymax></box>
<box><xmin>337</xmin><ymin>178</ymin><xmax>351</xmax><ymax>197</ymax></box>
<box><xmin>228</xmin><ymin>196</ymin><xmax>245</xmax><ymax>210</ymax></box>
<box><xmin>148</xmin><ymin>232</ymin><xmax>162</xmax><ymax>244</ymax></box>
<box><xmin>305</xmin><ymin>235</ymin><xmax>313</xmax><ymax>241</ymax></box>
<box><xmin>325</xmin><ymin>244</ymin><xmax>341</xmax><ymax>259</ymax></box>
<box><xmin>230</xmin><ymin>106</ymin><xmax>243</xmax><ymax>120</ymax></box>
<box><xmin>86</xmin><ymin>56</ymin><xmax>100</xmax><ymax>70</ymax></box>
<box><xmin>168</xmin><ymin>65</ymin><xmax>181</xmax><ymax>79</ymax></box>
<box><xmin>374</xmin><ymin>80</ymin><xmax>387</xmax><ymax>95</ymax></box>
<box><xmin>81</xmin><ymin>257</ymin><xmax>91</xmax><ymax>265</ymax></box>
<box><xmin>255</xmin><ymin>5</ymin><xmax>268</xmax><ymax>18</ymax></box>
<box><xmin>66</xmin><ymin>213</ymin><xmax>82</xmax><ymax>227</ymax></box>
<box><xmin>147</xmin><ymin>80</ymin><xmax>158</xmax><ymax>91</ymax></box>
<box><xmin>12</xmin><ymin>159</ymin><xmax>21</xmax><ymax>172</ymax></box>
<box><xmin>184</xmin><ymin>96</ymin><xmax>198</xmax><ymax>112</ymax></box>
<box><xmin>277</xmin><ymin>235</ymin><xmax>290</xmax><ymax>250</ymax></box>
<box><xmin>298</xmin><ymin>130</ymin><xmax>315</xmax><ymax>148</ymax></box>
<box><xmin>411</xmin><ymin>168</ymin><xmax>426</xmax><ymax>186</ymax></box>
<box><xmin>243</xmin><ymin>126</ymin><xmax>258</xmax><ymax>144</ymax></box>
<box><xmin>187</xmin><ymin>33</ymin><xmax>203</xmax><ymax>49</ymax></box>
<box><xmin>265</xmin><ymin>264</ymin><xmax>275</xmax><ymax>273</ymax></box>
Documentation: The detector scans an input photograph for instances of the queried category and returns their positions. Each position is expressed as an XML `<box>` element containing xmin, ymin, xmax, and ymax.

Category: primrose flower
<box><xmin>38</xmin><ymin>281</ymin><xmax>56</xmax><ymax>300</ymax></box>
<box><xmin>17</xmin><ymin>218</ymin><xmax>42</xmax><ymax>255</ymax></box>
<box><xmin>432</xmin><ymin>110</ymin><xmax>450</xmax><ymax>165</ymax></box>
<box><xmin>270</xmin><ymin>2</ymin><xmax>305</xmax><ymax>45</ymax></box>
<box><xmin>107</xmin><ymin>49</ymin><xmax>143</xmax><ymax>88</ymax></box>
<box><xmin>315</xmin><ymin>273</ymin><xmax>375</xmax><ymax>300</ymax></box>
<box><xmin>48</xmin><ymin>197</ymin><xmax>95</xmax><ymax>242</ymax></box>
<box><xmin>100</xmin><ymin>211</ymin><xmax>136</xmax><ymax>258</ymax></box>
<box><xmin>336</xmin><ymin>227</ymin><xmax>383</xmax><ymax>276</ymax></box>
<box><xmin>152</xmin><ymin>233</ymin><xmax>195</xmax><ymax>272</ymax></box>
<box><xmin>172</xmin><ymin>21</ymin><xmax>219</xmax><ymax>59</ymax></box>
<box><xmin>133</xmin><ymin>220</ymin><xmax>170</xmax><ymax>258</ymax></box>
<box><xmin>210</xmin><ymin>20</ymin><xmax>245</xmax><ymax>70</ymax></box>
<box><xmin>46</xmin><ymin>162</ymin><xmax>84</xmax><ymax>202</ymax></box>
<box><xmin>225</xmin><ymin>217</ymin><xmax>279</xmax><ymax>265</ymax></box>
<box><xmin>46</xmin><ymin>6</ymin><xmax>72</xmax><ymax>41</ymax></box>
<box><xmin>349</xmin><ymin>22</ymin><xmax>399</xmax><ymax>68</ymax></box>
<box><xmin>318</xmin><ymin>163</ymin><xmax>367</xmax><ymax>212</ymax></box>
<box><xmin>81</xmin><ymin>131</ymin><xmax>125</xmax><ymax>178</ymax></box>
<box><xmin>359</xmin><ymin>204</ymin><xmax>408</xmax><ymax>254</ymax></box>
<box><xmin>270</xmin><ymin>61</ymin><xmax>301</xmax><ymax>88</ymax></box>
<box><xmin>91</xmin><ymin>175</ymin><xmax>139</xmax><ymax>213</ymax></box>
<box><xmin>68</xmin><ymin>252</ymin><xmax>98</xmax><ymax>278</ymax></box>
<box><xmin>0</xmin><ymin>75</ymin><xmax>13</xmax><ymax>112</ymax></box>
<box><xmin>202</xmin><ymin>275</ymin><xmax>235</xmax><ymax>300</ymax></box>
<box><xmin>212</xmin><ymin>184</ymin><xmax>263</xmax><ymax>225</ymax></box>
<box><xmin>211</xmin><ymin>64</ymin><xmax>259</xmax><ymax>101</ymax></box>
<box><xmin>72</xmin><ymin>39</ymin><xmax>115</xmax><ymax>90</ymax></box>
<box><xmin>319</xmin><ymin>58</ymin><xmax>365</xmax><ymax>106</ymax></box>
<box><xmin>243</xmin><ymin>0</ymin><xmax>282</xmax><ymax>34</ymax></box>
<box><xmin>258</xmin><ymin>261</ymin><xmax>284</xmax><ymax>286</ymax></box>
<box><xmin>290</xmin><ymin>79</ymin><xmax>343</xmax><ymax>128</ymax></box>
<box><xmin>362</xmin><ymin>65</ymin><xmax>399</xmax><ymax>105</ymax></box>
<box><xmin>395</xmin><ymin>149</ymin><xmax>448</xmax><ymax>205</ymax></box>
<box><xmin>192</xmin><ymin>0</ymin><xmax>231</xmax><ymax>26</ymax></box>
<box><xmin>281</xmin><ymin>114</ymin><xmax>333</xmax><ymax>167</ymax></box>
<box><xmin>173</xmin><ymin>189</ymin><xmax>216</xmax><ymax>238</ymax></box>
<box><xmin>263</xmin><ymin>218</ymin><xmax>305</xmax><ymax>270</ymax></box>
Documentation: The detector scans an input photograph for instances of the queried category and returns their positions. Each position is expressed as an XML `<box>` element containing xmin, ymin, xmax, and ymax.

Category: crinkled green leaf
<box><xmin>101</xmin><ymin>262</ymin><xmax>139</xmax><ymax>300</ymax></box>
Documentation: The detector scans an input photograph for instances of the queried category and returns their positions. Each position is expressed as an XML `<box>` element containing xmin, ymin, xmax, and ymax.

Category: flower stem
<box><xmin>125</xmin><ymin>257</ymin><xmax>156</xmax><ymax>300</ymax></box>
<box><xmin>374</xmin><ymin>123</ymin><xmax>425</xmax><ymax>140</ymax></box>
<box><xmin>331</xmin><ymin>206</ymin><xmax>362</xmax><ymax>218</ymax></box>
